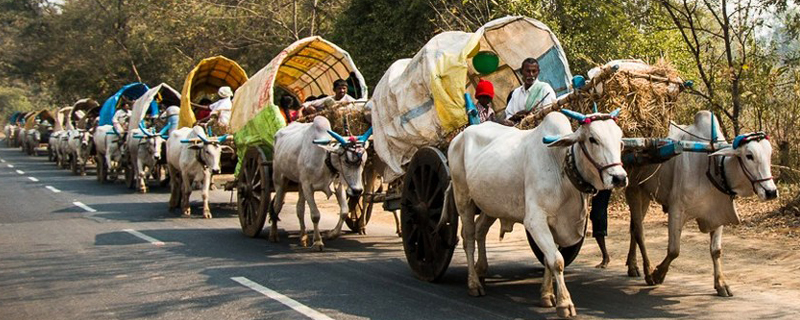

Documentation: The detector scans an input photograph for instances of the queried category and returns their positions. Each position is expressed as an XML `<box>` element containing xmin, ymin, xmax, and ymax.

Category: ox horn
<box><xmin>197</xmin><ymin>131</ymin><xmax>210</xmax><ymax>144</ymax></box>
<box><xmin>217</xmin><ymin>134</ymin><xmax>229</xmax><ymax>143</ymax></box>
<box><xmin>327</xmin><ymin>130</ymin><xmax>348</xmax><ymax>145</ymax></box>
<box><xmin>139</xmin><ymin>120</ymin><xmax>156</xmax><ymax>137</ymax></box>
<box><xmin>313</xmin><ymin>138</ymin><xmax>332</xmax><ymax>145</ymax></box>
<box><xmin>560</xmin><ymin>109</ymin><xmax>587</xmax><ymax>122</ymax></box>
<box><xmin>357</xmin><ymin>127</ymin><xmax>373</xmax><ymax>143</ymax></box>
<box><xmin>609</xmin><ymin>108</ymin><xmax>621</xmax><ymax>118</ymax></box>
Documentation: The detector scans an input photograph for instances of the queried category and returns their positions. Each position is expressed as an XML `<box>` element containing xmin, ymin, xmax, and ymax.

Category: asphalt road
<box><xmin>1</xmin><ymin>145</ymin><xmax>799</xmax><ymax>320</ymax></box>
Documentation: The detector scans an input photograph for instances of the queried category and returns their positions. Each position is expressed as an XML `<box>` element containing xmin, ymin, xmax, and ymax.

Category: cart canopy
<box><xmin>371</xmin><ymin>16</ymin><xmax>572</xmax><ymax>182</ymax></box>
<box><xmin>178</xmin><ymin>56</ymin><xmax>248</xmax><ymax>129</ymax></box>
<box><xmin>23</xmin><ymin>109</ymin><xmax>56</xmax><ymax>130</ymax></box>
<box><xmin>53</xmin><ymin>106</ymin><xmax>72</xmax><ymax>132</ymax></box>
<box><xmin>8</xmin><ymin>111</ymin><xmax>22</xmax><ymax>124</ymax></box>
<box><xmin>230</xmin><ymin>36</ymin><xmax>368</xmax><ymax>175</ymax></box>
<box><xmin>129</xmin><ymin>83</ymin><xmax>181</xmax><ymax>128</ymax></box>
<box><xmin>98</xmin><ymin>83</ymin><xmax>151</xmax><ymax>126</ymax></box>
<box><xmin>67</xmin><ymin>98</ymin><xmax>99</xmax><ymax>130</ymax></box>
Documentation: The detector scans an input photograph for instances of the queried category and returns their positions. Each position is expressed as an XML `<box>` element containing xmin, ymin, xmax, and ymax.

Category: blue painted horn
<box><xmin>217</xmin><ymin>134</ymin><xmax>229</xmax><ymax>143</ymax></box>
<box><xmin>610</xmin><ymin>108</ymin><xmax>621</xmax><ymax>118</ymax></box>
<box><xmin>327</xmin><ymin>130</ymin><xmax>348</xmax><ymax>145</ymax></box>
<box><xmin>358</xmin><ymin>127</ymin><xmax>373</xmax><ymax>143</ymax></box>
<box><xmin>197</xmin><ymin>131</ymin><xmax>210</xmax><ymax>144</ymax></box>
<box><xmin>313</xmin><ymin>138</ymin><xmax>332</xmax><ymax>145</ymax></box>
<box><xmin>560</xmin><ymin>109</ymin><xmax>587</xmax><ymax>122</ymax></box>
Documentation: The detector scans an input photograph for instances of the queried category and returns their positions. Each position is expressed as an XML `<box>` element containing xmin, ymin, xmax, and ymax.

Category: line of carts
<box><xmin>4</xmin><ymin>15</ymin><xmax>737</xmax><ymax>312</ymax></box>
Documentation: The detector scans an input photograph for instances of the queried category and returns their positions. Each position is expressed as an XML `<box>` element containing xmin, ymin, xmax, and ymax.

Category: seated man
<box><xmin>197</xmin><ymin>86</ymin><xmax>233</xmax><ymax>134</ymax></box>
<box><xmin>112</xmin><ymin>99</ymin><xmax>132</xmax><ymax>135</ymax></box>
<box><xmin>300</xmin><ymin>79</ymin><xmax>355</xmax><ymax>115</ymax></box>
<box><xmin>504</xmin><ymin>57</ymin><xmax>556</xmax><ymax>123</ymax></box>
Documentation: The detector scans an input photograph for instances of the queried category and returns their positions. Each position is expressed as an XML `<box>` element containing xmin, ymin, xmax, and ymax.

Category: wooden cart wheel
<box><xmin>346</xmin><ymin>165</ymin><xmax>379</xmax><ymax>234</ymax></box>
<box><xmin>401</xmin><ymin>146</ymin><xmax>459</xmax><ymax>282</ymax></box>
<box><xmin>525</xmin><ymin>228</ymin><xmax>585</xmax><ymax>268</ymax></box>
<box><xmin>237</xmin><ymin>147</ymin><xmax>270</xmax><ymax>237</ymax></box>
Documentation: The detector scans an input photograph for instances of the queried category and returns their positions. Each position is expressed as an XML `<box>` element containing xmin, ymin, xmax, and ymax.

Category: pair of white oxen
<box><xmin>445</xmin><ymin>108</ymin><xmax>777</xmax><ymax>318</ymax></box>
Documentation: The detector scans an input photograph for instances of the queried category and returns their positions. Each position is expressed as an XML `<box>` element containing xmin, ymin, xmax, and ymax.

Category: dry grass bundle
<box><xmin>516</xmin><ymin>59</ymin><xmax>685</xmax><ymax>138</ymax></box>
<box><xmin>296</xmin><ymin>103</ymin><xmax>371</xmax><ymax>136</ymax></box>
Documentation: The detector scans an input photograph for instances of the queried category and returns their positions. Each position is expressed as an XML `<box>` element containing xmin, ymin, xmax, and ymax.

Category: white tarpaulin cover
<box><xmin>371</xmin><ymin>16</ymin><xmax>572</xmax><ymax>182</ymax></box>
<box><xmin>129</xmin><ymin>83</ymin><xmax>181</xmax><ymax>128</ymax></box>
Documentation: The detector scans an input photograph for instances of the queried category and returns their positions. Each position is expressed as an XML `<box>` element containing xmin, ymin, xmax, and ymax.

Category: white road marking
<box><xmin>123</xmin><ymin>229</ymin><xmax>165</xmax><ymax>246</ymax></box>
<box><xmin>16</xmin><ymin>170</ymin><xmax>25</xmax><ymax>175</ymax></box>
<box><xmin>0</xmin><ymin>159</ymin><xmax>5</xmax><ymax>162</ymax></box>
<box><xmin>7</xmin><ymin>164</ymin><xmax>13</xmax><ymax>168</ymax></box>
<box><xmin>231</xmin><ymin>277</ymin><xmax>333</xmax><ymax>320</ymax></box>
<box><xmin>45</xmin><ymin>186</ymin><xmax>61</xmax><ymax>193</ymax></box>
<box><xmin>73</xmin><ymin>201</ymin><xmax>96</xmax><ymax>212</ymax></box>
<box><xmin>28</xmin><ymin>177</ymin><xmax>39</xmax><ymax>182</ymax></box>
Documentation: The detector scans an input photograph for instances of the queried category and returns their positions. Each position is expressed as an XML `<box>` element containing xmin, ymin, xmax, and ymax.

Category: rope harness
<box><xmin>705</xmin><ymin>132</ymin><xmax>773</xmax><ymax>197</ymax></box>
<box><xmin>565</xmin><ymin>141</ymin><xmax>623</xmax><ymax>194</ymax></box>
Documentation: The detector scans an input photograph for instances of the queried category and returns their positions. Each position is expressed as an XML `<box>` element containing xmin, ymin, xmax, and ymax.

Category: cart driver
<box><xmin>197</xmin><ymin>86</ymin><xmax>233</xmax><ymax>132</ymax></box>
<box><xmin>300</xmin><ymin>79</ymin><xmax>355</xmax><ymax>115</ymax></box>
<box><xmin>504</xmin><ymin>58</ymin><xmax>557</xmax><ymax>123</ymax></box>
<box><xmin>112</xmin><ymin>98</ymin><xmax>132</xmax><ymax>135</ymax></box>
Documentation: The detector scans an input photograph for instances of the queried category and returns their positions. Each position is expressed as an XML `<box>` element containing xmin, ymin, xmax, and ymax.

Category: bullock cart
<box><xmin>125</xmin><ymin>83</ymin><xmax>181</xmax><ymax>191</ymax></box>
<box><xmin>22</xmin><ymin>109</ymin><xmax>56</xmax><ymax>155</ymax></box>
<box><xmin>368</xmin><ymin>16</ymin><xmax>579</xmax><ymax>281</ymax></box>
<box><xmin>5</xmin><ymin>111</ymin><xmax>23</xmax><ymax>147</ymax></box>
<box><xmin>223</xmin><ymin>36</ymin><xmax>370</xmax><ymax>237</ymax></box>
<box><xmin>95</xmin><ymin>83</ymin><xmax>151</xmax><ymax>181</ymax></box>
<box><xmin>177</xmin><ymin>56</ymin><xmax>248</xmax><ymax>174</ymax></box>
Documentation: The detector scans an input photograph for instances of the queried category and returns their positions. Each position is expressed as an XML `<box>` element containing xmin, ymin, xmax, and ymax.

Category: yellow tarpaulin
<box><xmin>179</xmin><ymin>56</ymin><xmax>248</xmax><ymax>129</ymax></box>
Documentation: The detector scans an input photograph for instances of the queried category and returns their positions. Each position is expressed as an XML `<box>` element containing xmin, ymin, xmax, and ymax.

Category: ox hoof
<box><xmin>182</xmin><ymin>209</ymin><xmax>191</xmax><ymax>217</ymax></box>
<box><xmin>644</xmin><ymin>267</ymin><xmax>667</xmax><ymax>286</ymax></box>
<box><xmin>325</xmin><ymin>231</ymin><xmax>341</xmax><ymax>240</ymax></box>
<box><xmin>311</xmin><ymin>241</ymin><xmax>324</xmax><ymax>252</ymax></box>
<box><xmin>595</xmin><ymin>260</ymin><xmax>609</xmax><ymax>269</ymax></box>
<box><xmin>203</xmin><ymin>212</ymin><xmax>212</xmax><ymax>219</ymax></box>
<box><xmin>268</xmin><ymin>234</ymin><xmax>279</xmax><ymax>243</ymax></box>
<box><xmin>715</xmin><ymin>284</ymin><xmax>733</xmax><ymax>297</ymax></box>
<box><xmin>556</xmin><ymin>303</ymin><xmax>577</xmax><ymax>318</ymax></box>
<box><xmin>467</xmin><ymin>287</ymin><xmax>485</xmax><ymax>297</ymax></box>
<box><xmin>627</xmin><ymin>266</ymin><xmax>641</xmax><ymax>278</ymax></box>
<box><xmin>541</xmin><ymin>294</ymin><xmax>556</xmax><ymax>308</ymax></box>
<box><xmin>299</xmin><ymin>234</ymin><xmax>309</xmax><ymax>247</ymax></box>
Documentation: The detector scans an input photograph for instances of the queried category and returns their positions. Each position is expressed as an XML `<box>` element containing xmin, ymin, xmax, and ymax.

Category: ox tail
<box><xmin>268</xmin><ymin>198</ymin><xmax>280</xmax><ymax>224</ymax></box>
<box><xmin>436</xmin><ymin>182</ymin><xmax>455</xmax><ymax>234</ymax></box>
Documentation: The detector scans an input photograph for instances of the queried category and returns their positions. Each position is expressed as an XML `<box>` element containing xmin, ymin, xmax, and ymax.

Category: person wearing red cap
<box><xmin>474</xmin><ymin>79</ymin><xmax>497</xmax><ymax>123</ymax></box>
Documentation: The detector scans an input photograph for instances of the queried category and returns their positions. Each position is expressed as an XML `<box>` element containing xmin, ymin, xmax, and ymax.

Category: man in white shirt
<box><xmin>300</xmin><ymin>79</ymin><xmax>355</xmax><ymax>116</ymax></box>
<box><xmin>112</xmin><ymin>100</ymin><xmax>132</xmax><ymax>135</ymax></box>
<box><xmin>504</xmin><ymin>58</ymin><xmax>557</xmax><ymax>122</ymax></box>
<box><xmin>208</xmin><ymin>86</ymin><xmax>233</xmax><ymax>126</ymax></box>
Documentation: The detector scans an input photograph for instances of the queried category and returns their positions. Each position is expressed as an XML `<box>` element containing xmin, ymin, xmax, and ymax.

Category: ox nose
<box><xmin>611</xmin><ymin>174</ymin><xmax>628</xmax><ymax>188</ymax></box>
<box><xmin>211</xmin><ymin>169</ymin><xmax>221</xmax><ymax>175</ymax></box>
<box><xmin>765</xmin><ymin>189</ymin><xmax>778</xmax><ymax>200</ymax></box>
<box><xmin>347</xmin><ymin>188</ymin><xmax>363</xmax><ymax>198</ymax></box>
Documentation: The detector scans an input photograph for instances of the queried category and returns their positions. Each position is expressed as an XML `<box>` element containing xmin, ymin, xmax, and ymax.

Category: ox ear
<box><xmin>544</xmin><ymin>132</ymin><xmax>580</xmax><ymax>148</ymax></box>
<box><xmin>710</xmin><ymin>147</ymin><xmax>738</xmax><ymax>157</ymax></box>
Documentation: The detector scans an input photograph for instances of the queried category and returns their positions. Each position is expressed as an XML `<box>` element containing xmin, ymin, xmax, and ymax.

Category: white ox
<box><xmin>4</xmin><ymin>124</ymin><xmax>16</xmax><ymax>147</ymax></box>
<box><xmin>446</xmin><ymin>109</ymin><xmax>627</xmax><ymax>318</ymax></box>
<box><xmin>166</xmin><ymin>126</ymin><xmax>225</xmax><ymax>218</ymax></box>
<box><xmin>66</xmin><ymin>129</ymin><xmax>93</xmax><ymax>175</ymax></box>
<box><xmin>48</xmin><ymin>130</ymin><xmax>63</xmax><ymax>162</ymax></box>
<box><xmin>270</xmin><ymin>116</ymin><xmax>372</xmax><ymax>251</ymax></box>
<box><xmin>94</xmin><ymin>125</ymin><xmax>128</xmax><ymax>180</ymax></box>
<box><xmin>625</xmin><ymin>110</ymin><xmax>778</xmax><ymax>297</ymax></box>
<box><xmin>128</xmin><ymin>121</ymin><xmax>166</xmax><ymax>193</ymax></box>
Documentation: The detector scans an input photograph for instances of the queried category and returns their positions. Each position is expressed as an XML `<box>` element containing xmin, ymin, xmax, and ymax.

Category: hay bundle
<box><xmin>516</xmin><ymin>59</ymin><xmax>685</xmax><ymax>138</ymax></box>
<box><xmin>296</xmin><ymin>102</ymin><xmax>371</xmax><ymax>136</ymax></box>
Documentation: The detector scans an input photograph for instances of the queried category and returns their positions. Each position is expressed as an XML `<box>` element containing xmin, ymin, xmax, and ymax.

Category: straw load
<box><xmin>516</xmin><ymin>59</ymin><xmax>687</xmax><ymax>138</ymax></box>
<box><xmin>296</xmin><ymin>101</ymin><xmax>371</xmax><ymax>136</ymax></box>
